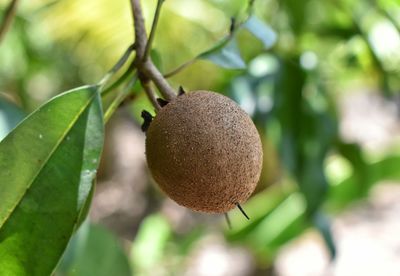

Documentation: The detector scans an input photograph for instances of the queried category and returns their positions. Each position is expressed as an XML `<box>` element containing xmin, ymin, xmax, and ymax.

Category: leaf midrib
<box><xmin>0</xmin><ymin>91</ymin><xmax>97</xmax><ymax>229</ymax></box>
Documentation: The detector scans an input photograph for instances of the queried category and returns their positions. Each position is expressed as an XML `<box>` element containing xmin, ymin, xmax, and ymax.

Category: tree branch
<box><xmin>0</xmin><ymin>0</ymin><xmax>20</xmax><ymax>44</ymax></box>
<box><xmin>143</xmin><ymin>0</ymin><xmax>164</xmax><ymax>61</ymax></box>
<box><xmin>142</xmin><ymin>79</ymin><xmax>161</xmax><ymax>111</ymax></box>
<box><xmin>142</xmin><ymin>61</ymin><xmax>176</xmax><ymax>100</ymax></box>
<box><xmin>164</xmin><ymin>59</ymin><xmax>196</xmax><ymax>79</ymax></box>
<box><xmin>129</xmin><ymin>0</ymin><xmax>147</xmax><ymax>58</ymax></box>
<box><xmin>129</xmin><ymin>0</ymin><xmax>176</xmax><ymax>101</ymax></box>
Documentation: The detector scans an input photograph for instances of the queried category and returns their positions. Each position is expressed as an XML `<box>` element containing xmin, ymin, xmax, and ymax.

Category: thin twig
<box><xmin>143</xmin><ymin>0</ymin><xmax>164</xmax><ymax>61</ymax></box>
<box><xmin>142</xmin><ymin>80</ymin><xmax>161</xmax><ymax>111</ymax></box>
<box><xmin>99</xmin><ymin>43</ymin><xmax>136</xmax><ymax>89</ymax></box>
<box><xmin>104</xmin><ymin>73</ymin><xmax>138</xmax><ymax>123</ymax></box>
<box><xmin>164</xmin><ymin>59</ymin><xmax>196</xmax><ymax>79</ymax></box>
<box><xmin>163</xmin><ymin>37</ymin><xmax>232</xmax><ymax>79</ymax></box>
<box><xmin>0</xmin><ymin>0</ymin><xmax>20</xmax><ymax>44</ymax></box>
<box><xmin>163</xmin><ymin>0</ymin><xmax>256</xmax><ymax>78</ymax></box>
<box><xmin>108</xmin><ymin>43</ymin><xmax>136</xmax><ymax>75</ymax></box>
<box><xmin>101</xmin><ymin>66</ymin><xmax>135</xmax><ymax>96</ymax></box>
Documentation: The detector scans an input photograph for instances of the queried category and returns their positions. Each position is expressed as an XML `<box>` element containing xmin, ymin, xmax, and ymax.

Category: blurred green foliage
<box><xmin>1</xmin><ymin>0</ymin><xmax>400</xmax><ymax>274</ymax></box>
<box><xmin>57</xmin><ymin>222</ymin><xmax>132</xmax><ymax>276</ymax></box>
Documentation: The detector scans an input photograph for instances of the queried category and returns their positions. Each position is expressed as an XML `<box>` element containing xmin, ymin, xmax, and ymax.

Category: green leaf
<box><xmin>226</xmin><ymin>183</ymin><xmax>293</xmax><ymax>240</ymax></box>
<box><xmin>0</xmin><ymin>97</ymin><xmax>26</xmax><ymax>141</ymax></box>
<box><xmin>56</xmin><ymin>223</ymin><xmax>132</xmax><ymax>276</ymax></box>
<box><xmin>131</xmin><ymin>214</ymin><xmax>171</xmax><ymax>272</ymax></box>
<box><xmin>313</xmin><ymin>212</ymin><xmax>336</xmax><ymax>259</ymax></box>
<box><xmin>328</xmin><ymin>154</ymin><xmax>400</xmax><ymax>210</ymax></box>
<box><xmin>245</xmin><ymin>193</ymin><xmax>307</xmax><ymax>251</ymax></box>
<box><xmin>370</xmin><ymin>155</ymin><xmax>400</xmax><ymax>183</ymax></box>
<box><xmin>227</xmin><ymin>191</ymin><xmax>308</xmax><ymax>260</ymax></box>
<box><xmin>0</xmin><ymin>86</ymin><xmax>104</xmax><ymax>275</ymax></box>
<box><xmin>299</xmin><ymin>159</ymin><xmax>329</xmax><ymax>215</ymax></box>
<box><xmin>281</xmin><ymin>0</ymin><xmax>309</xmax><ymax>34</ymax></box>
<box><xmin>75</xmin><ymin>179</ymin><xmax>96</xmax><ymax>231</ymax></box>
<box><xmin>200</xmin><ymin>39</ymin><xmax>246</xmax><ymax>69</ymax></box>
<box><xmin>244</xmin><ymin>16</ymin><xmax>277</xmax><ymax>49</ymax></box>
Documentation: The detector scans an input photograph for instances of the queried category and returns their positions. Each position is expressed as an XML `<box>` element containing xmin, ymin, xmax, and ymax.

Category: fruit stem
<box><xmin>142</xmin><ymin>79</ymin><xmax>162</xmax><ymax>112</ymax></box>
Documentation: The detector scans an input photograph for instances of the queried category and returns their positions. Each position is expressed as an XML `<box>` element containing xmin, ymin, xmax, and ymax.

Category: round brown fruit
<box><xmin>145</xmin><ymin>90</ymin><xmax>263</xmax><ymax>213</ymax></box>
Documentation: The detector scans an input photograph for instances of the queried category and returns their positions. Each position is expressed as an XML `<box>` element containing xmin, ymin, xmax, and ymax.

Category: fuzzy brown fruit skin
<box><xmin>145</xmin><ymin>91</ymin><xmax>263</xmax><ymax>213</ymax></box>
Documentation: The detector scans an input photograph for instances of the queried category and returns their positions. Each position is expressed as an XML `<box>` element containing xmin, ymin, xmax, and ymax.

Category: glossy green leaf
<box><xmin>200</xmin><ymin>39</ymin><xmax>246</xmax><ymax>69</ymax></box>
<box><xmin>56</xmin><ymin>223</ymin><xmax>132</xmax><ymax>276</ymax></box>
<box><xmin>0</xmin><ymin>86</ymin><xmax>104</xmax><ymax>275</ymax></box>
<box><xmin>75</xmin><ymin>179</ymin><xmax>96</xmax><ymax>231</ymax></box>
<box><xmin>244</xmin><ymin>16</ymin><xmax>277</xmax><ymax>49</ymax></box>
<box><xmin>0</xmin><ymin>97</ymin><xmax>26</xmax><ymax>141</ymax></box>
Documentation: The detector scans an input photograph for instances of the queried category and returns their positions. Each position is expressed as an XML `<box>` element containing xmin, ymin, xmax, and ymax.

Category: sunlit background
<box><xmin>1</xmin><ymin>0</ymin><xmax>400</xmax><ymax>275</ymax></box>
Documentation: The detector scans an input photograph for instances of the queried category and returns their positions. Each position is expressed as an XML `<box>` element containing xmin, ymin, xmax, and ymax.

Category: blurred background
<box><xmin>1</xmin><ymin>0</ymin><xmax>400</xmax><ymax>275</ymax></box>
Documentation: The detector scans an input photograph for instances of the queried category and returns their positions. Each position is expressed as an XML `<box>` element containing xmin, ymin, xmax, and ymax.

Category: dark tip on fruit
<box><xmin>178</xmin><ymin>86</ymin><xmax>186</xmax><ymax>96</ymax></box>
<box><xmin>236</xmin><ymin>203</ymin><xmax>250</xmax><ymax>220</ymax></box>
<box><xmin>141</xmin><ymin>110</ymin><xmax>153</xmax><ymax>132</ymax></box>
<box><xmin>157</xmin><ymin>98</ymin><xmax>169</xmax><ymax>107</ymax></box>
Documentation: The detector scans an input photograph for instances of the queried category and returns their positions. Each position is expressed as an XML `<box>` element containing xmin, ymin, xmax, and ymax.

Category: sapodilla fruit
<box><xmin>145</xmin><ymin>91</ymin><xmax>263</xmax><ymax>213</ymax></box>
